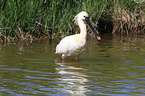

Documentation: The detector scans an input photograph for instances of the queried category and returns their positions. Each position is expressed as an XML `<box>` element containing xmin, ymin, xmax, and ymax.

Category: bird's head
<box><xmin>73</xmin><ymin>11</ymin><xmax>88</xmax><ymax>24</ymax></box>
<box><xmin>73</xmin><ymin>11</ymin><xmax>101</xmax><ymax>41</ymax></box>
<box><xmin>78</xmin><ymin>11</ymin><xmax>89</xmax><ymax>20</ymax></box>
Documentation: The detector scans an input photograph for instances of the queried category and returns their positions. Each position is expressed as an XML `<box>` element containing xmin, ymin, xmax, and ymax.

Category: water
<box><xmin>0</xmin><ymin>35</ymin><xmax>145</xmax><ymax>96</ymax></box>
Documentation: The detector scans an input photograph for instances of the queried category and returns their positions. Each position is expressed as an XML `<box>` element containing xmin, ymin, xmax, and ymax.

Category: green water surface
<box><xmin>0</xmin><ymin>35</ymin><xmax>145</xmax><ymax>96</ymax></box>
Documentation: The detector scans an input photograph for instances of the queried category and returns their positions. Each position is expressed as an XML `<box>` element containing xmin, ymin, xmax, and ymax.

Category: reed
<box><xmin>111</xmin><ymin>0</ymin><xmax>145</xmax><ymax>35</ymax></box>
<box><xmin>0</xmin><ymin>0</ymin><xmax>144</xmax><ymax>42</ymax></box>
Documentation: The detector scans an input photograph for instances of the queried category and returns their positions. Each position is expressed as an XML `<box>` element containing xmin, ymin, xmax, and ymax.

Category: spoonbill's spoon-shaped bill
<box><xmin>85</xmin><ymin>17</ymin><xmax>101</xmax><ymax>40</ymax></box>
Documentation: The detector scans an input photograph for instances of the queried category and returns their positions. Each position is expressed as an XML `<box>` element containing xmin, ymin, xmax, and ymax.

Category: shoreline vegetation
<box><xmin>0</xmin><ymin>0</ymin><xmax>145</xmax><ymax>43</ymax></box>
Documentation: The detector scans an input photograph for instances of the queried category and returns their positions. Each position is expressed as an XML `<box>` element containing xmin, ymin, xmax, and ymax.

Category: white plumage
<box><xmin>55</xmin><ymin>11</ymin><xmax>100</xmax><ymax>60</ymax></box>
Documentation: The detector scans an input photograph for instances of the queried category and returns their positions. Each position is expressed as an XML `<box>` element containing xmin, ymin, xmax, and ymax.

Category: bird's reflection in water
<box><xmin>55</xmin><ymin>59</ymin><xmax>90</xmax><ymax>95</ymax></box>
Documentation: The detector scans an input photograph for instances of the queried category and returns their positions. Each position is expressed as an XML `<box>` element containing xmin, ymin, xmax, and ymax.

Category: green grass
<box><xmin>0</xmin><ymin>0</ymin><xmax>144</xmax><ymax>42</ymax></box>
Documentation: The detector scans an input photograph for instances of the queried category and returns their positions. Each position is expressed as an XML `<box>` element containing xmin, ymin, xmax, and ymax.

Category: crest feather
<box><xmin>73</xmin><ymin>14</ymin><xmax>79</xmax><ymax>25</ymax></box>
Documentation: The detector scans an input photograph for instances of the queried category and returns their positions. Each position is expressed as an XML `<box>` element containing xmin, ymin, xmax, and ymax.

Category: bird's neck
<box><xmin>78</xmin><ymin>19</ymin><xmax>87</xmax><ymax>38</ymax></box>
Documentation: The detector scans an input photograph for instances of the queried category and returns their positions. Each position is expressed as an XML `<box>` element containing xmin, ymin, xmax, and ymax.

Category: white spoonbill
<box><xmin>55</xmin><ymin>11</ymin><xmax>101</xmax><ymax>60</ymax></box>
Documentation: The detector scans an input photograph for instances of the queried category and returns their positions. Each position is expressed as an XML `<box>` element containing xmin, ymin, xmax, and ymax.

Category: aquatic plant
<box><xmin>0</xmin><ymin>0</ymin><xmax>144</xmax><ymax>43</ymax></box>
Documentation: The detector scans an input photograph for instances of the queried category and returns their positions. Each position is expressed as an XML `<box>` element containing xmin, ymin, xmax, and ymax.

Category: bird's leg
<box><xmin>62</xmin><ymin>54</ymin><xmax>65</xmax><ymax>59</ymax></box>
<box><xmin>67</xmin><ymin>54</ymin><xmax>71</xmax><ymax>56</ymax></box>
<box><xmin>62</xmin><ymin>54</ymin><xmax>71</xmax><ymax>59</ymax></box>
<box><xmin>75</xmin><ymin>54</ymin><xmax>80</xmax><ymax>60</ymax></box>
